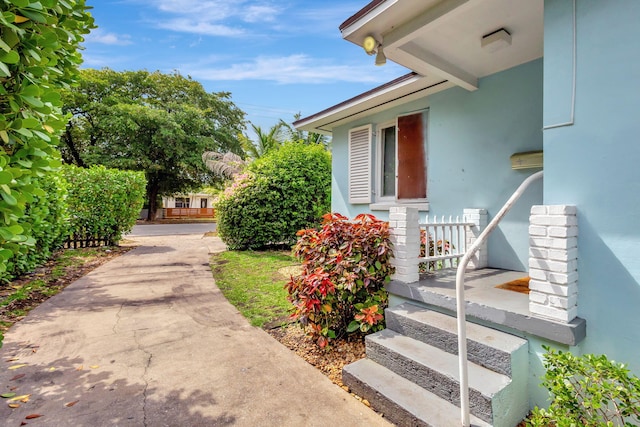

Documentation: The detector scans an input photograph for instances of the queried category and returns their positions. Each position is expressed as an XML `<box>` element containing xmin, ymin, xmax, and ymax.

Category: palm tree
<box><xmin>279</xmin><ymin>113</ymin><xmax>330</xmax><ymax>147</ymax></box>
<box><xmin>240</xmin><ymin>122</ymin><xmax>285</xmax><ymax>159</ymax></box>
<box><xmin>201</xmin><ymin>151</ymin><xmax>247</xmax><ymax>179</ymax></box>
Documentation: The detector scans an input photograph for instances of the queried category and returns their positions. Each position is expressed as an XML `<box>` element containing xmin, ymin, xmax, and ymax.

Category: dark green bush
<box><xmin>1</xmin><ymin>171</ymin><xmax>69</xmax><ymax>282</ymax></box>
<box><xmin>528</xmin><ymin>346</ymin><xmax>640</xmax><ymax>427</ymax></box>
<box><xmin>215</xmin><ymin>142</ymin><xmax>331</xmax><ymax>250</ymax></box>
<box><xmin>286</xmin><ymin>213</ymin><xmax>394</xmax><ymax>348</ymax></box>
<box><xmin>62</xmin><ymin>165</ymin><xmax>146</xmax><ymax>243</ymax></box>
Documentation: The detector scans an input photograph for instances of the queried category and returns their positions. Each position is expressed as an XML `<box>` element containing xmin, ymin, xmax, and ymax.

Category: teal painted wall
<box><xmin>332</xmin><ymin>60</ymin><xmax>543</xmax><ymax>271</ymax></box>
<box><xmin>544</xmin><ymin>0</ymin><xmax>640</xmax><ymax>375</ymax></box>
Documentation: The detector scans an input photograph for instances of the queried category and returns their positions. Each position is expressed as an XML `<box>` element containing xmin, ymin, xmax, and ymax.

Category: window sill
<box><xmin>370</xmin><ymin>202</ymin><xmax>430</xmax><ymax>212</ymax></box>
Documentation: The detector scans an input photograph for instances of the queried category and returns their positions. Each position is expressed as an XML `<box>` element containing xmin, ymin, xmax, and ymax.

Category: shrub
<box><xmin>215</xmin><ymin>142</ymin><xmax>331</xmax><ymax>250</ymax></box>
<box><xmin>62</xmin><ymin>165</ymin><xmax>146</xmax><ymax>244</ymax></box>
<box><xmin>286</xmin><ymin>213</ymin><xmax>394</xmax><ymax>348</ymax></box>
<box><xmin>0</xmin><ymin>1</ymin><xmax>94</xmax><ymax>278</ymax></box>
<box><xmin>1</xmin><ymin>171</ymin><xmax>69</xmax><ymax>282</ymax></box>
<box><xmin>528</xmin><ymin>346</ymin><xmax>640</xmax><ymax>427</ymax></box>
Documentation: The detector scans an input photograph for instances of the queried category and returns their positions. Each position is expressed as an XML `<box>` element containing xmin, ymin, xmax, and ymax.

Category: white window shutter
<box><xmin>348</xmin><ymin>125</ymin><xmax>372</xmax><ymax>204</ymax></box>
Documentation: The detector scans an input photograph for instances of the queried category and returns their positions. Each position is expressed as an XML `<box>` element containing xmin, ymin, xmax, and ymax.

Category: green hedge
<box><xmin>0</xmin><ymin>1</ymin><xmax>94</xmax><ymax>277</ymax></box>
<box><xmin>215</xmin><ymin>142</ymin><xmax>331</xmax><ymax>250</ymax></box>
<box><xmin>62</xmin><ymin>165</ymin><xmax>146</xmax><ymax>244</ymax></box>
<box><xmin>1</xmin><ymin>171</ymin><xmax>69</xmax><ymax>282</ymax></box>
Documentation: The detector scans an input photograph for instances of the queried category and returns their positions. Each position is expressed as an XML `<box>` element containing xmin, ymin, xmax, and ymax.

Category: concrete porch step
<box><xmin>365</xmin><ymin>328</ymin><xmax>517</xmax><ymax>424</ymax></box>
<box><xmin>386</xmin><ymin>302</ymin><xmax>528</xmax><ymax>376</ymax></box>
<box><xmin>343</xmin><ymin>358</ymin><xmax>491</xmax><ymax>427</ymax></box>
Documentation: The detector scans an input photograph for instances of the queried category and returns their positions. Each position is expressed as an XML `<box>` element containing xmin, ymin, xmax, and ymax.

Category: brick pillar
<box><xmin>528</xmin><ymin>205</ymin><xmax>578</xmax><ymax>323</ymax></box>
<box><xmin>463</xmin><ymin>208</ymin><xmax>488</xmax><ymax>270</ymax></box>
<box><xmin>389</xmin><ymin>206</ymin><xmax>420</xmax><ymax>283</ymax></box>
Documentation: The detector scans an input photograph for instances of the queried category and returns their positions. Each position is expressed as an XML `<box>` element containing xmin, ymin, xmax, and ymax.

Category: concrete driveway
<box><xmin>0</xmin><ymin>231</ymin><xmax>389</xmax><ymax>426</ymax></box>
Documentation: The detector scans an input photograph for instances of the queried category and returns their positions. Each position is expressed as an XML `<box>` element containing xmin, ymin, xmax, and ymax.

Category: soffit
<box><xmin>342</xmin><ymin>0</ymin><xmax>543</xmax><ymax>90</ymax></box>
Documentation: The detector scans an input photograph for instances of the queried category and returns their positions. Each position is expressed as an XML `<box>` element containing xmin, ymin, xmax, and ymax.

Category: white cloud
<box><xmin>136</xmin><ymin>0</ymin><xmax>283</xmax><ymax>37</ymax></box>
<box><xmin>243</xmin><ymin>5</ymin><xmax>281</xmax><ymax>23</ymax></box>
<box><xmin>85</xmin><ymin>29</ymin><xmax>132</xmax><ymax>45</ymax></box>
<box><xmin>186</xmin><ymin>54</ymin><xmax>401</xmax><ymax>85</ymax></box>
<box><xmin>157</xmin><ymin>19</ymin><xmax>245</xmax><ymax>37</ymax></box>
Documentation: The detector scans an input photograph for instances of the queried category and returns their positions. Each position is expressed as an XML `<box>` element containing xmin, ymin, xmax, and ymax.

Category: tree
<box><xmin>60</xmin><ymin>69</ymin><xmax>246</xmax><ymax>219</ymax></box>
<box><xmin>201</xmin><ymin>151</ymin><xmax>247</xmax><ymax>179</ymax></box>
<box><xmin>280</xmin><ymin>113</ymin><xmax>329</xmax><ymax>147</ymax></box>
<box><xmin>239</xmin><ymin>122</ymin><xmax>285</xmax><ymax>159</ymax></box>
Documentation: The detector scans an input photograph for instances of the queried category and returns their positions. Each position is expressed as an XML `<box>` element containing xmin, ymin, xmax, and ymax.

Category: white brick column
<box><xmin>463</xmin><ymin>208</ymin><xmax>488</xmax><ymax>269</ymax></box>
<box><xmin>528</xmin><ymin>205</ymin><xmax>578</xmax><ymax>323</ymax></box>
<box><xmin>389</xmin><ymin>206</ymin><xmax>420</xmax><ymax>283</ymax></box>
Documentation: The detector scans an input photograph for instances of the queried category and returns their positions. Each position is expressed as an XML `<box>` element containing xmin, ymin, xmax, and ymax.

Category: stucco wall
<box><xmin>332</xmin><ymin>59</ymin><xmax>543</xmax><ymax>271</ymax></box>
<box><xmin>543</xmin><ymin>0</ymin><xmax>640</xmax><ymax>374</ymax></box>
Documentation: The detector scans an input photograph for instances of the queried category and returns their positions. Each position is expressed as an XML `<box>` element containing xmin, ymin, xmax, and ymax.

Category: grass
<box><xmin>210</xmin><ymin>250</ymin><xmax>299</xmax><ymax>328</ymax></box>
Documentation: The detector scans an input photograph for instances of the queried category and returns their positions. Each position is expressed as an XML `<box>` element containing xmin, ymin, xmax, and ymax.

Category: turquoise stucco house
<box><xmin>295</xmin><ymin>1</ymin><xmax>640</xmax><ymax>426</ymax></box>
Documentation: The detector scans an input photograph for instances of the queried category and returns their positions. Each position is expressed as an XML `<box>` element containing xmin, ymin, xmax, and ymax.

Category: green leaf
<box><xmin>20</xmin><ymin>9</ymin><xmax>46</xmax><ymax>23</ymax></box>
<box><xmin>0</xmin><ymin>50</ymin><xmax>20</xmax><ymax>64</ymax></box>
<box><xmin>10</xmin><ymin>0</ymin><xmax>30</xmax><ymax>6</ymax></box>
<box><xmin>0</xmin><ymin>61</ymin><xmax>10</xmax><ymax>77</ymax></box>
<box><xmin>0</xmin><ymin>171</ymin><xmax>13</xmax><ymax>184</ymax></box>
<box><xmin>1</xmin><ymin>191</ymin><xmax>18</xmax><ymax>206</ymax></box>
<box><xmin>21</xmin><ymin>96</ymin><xmax>44</xmax><ymax>108</ymax></box>
<box><xmin>0</xmin><ymin>38</ymin><xmax>11</xmax><ymax>53</ymax></box>
<box><xmin>346</xmin><ymin>320</ymin><xmax>360</xmax><ymax>333</ymax></box>
<box><xmin>1</xmin><ymin>392</ymin><xmax>16</xmax><ymax>398</ymax></box>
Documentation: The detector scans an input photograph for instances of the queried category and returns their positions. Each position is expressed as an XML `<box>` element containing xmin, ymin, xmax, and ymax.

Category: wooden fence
<box><xmin>164</xmin><ymin>208</ymin><xmax>215</xmax><ymax>219</ymax></box>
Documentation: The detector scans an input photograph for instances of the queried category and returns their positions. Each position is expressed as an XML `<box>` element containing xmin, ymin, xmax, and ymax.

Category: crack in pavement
<box><xmin>134</xmin><ymin>329</ymin><xmax>153</xmax><ymax>427</ymax></box>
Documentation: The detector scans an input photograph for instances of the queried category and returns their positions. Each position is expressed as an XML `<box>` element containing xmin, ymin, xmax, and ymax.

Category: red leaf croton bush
<box><xmin>285</xmin><ymin>213</ymin><xmax>394</xmax><ymax>348</ymax></box>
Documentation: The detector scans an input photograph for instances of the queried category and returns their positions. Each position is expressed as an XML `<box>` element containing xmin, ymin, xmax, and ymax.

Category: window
<box><xmin>200</xmin><ymin>198</ymin><xmax>208</xmax><ymax>208</ymax></box>
<box><xmin>347</xmin><ymin>112</ymin><xmax>427</xmax><ymax>206</ymax></box>
<box><xmin>175</xmin><ymin>197</ymin><xmax>190</xmax><ymax>208</ymax></box>
<box><xmin>377</xmin><ymin>111</ymin><xmax>427</xmax><ymax>201</ymax></box>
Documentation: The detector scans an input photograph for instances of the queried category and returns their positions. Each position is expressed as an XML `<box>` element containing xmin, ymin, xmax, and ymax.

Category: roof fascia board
<box><xmin>294</xmin><ymin>73</ymin><xmax>423</xmax><ymax>130</ymax></box>
<box><xmin>341</xmin><ymin>0</ymin><xmax>398</xmax><ymax>38</ymax></box>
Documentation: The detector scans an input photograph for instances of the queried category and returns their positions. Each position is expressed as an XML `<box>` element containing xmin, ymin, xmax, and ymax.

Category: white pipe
<box><xmin>455</xmin><ymin>170</ymin><xmax>543</xmax><ymax>426</ymax></box>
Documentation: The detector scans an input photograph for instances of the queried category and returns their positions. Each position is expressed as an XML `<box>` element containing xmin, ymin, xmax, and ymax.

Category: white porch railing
<box><xmin>419</xmin><ymin>216</ymin><xmax>474</xmax><ymax>272</ymax></box>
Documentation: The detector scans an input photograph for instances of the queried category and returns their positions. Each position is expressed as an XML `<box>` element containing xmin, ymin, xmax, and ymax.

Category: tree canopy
<box><xmin>60</xmin><ymin>68</ymin><xmax>246</xmax><ymax>219</ymax></box>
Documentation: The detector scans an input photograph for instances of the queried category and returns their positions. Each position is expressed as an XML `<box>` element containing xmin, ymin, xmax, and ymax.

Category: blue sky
<box><xmin>81</xmin><ymin>0</ymin><xmax>408</xmax><ymax>135</ymax></box>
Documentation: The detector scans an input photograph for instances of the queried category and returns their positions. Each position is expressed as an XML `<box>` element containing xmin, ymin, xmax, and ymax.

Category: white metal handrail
<box><xmin>455</xmin><ymin>170</ymin><xmax>543</xmax><ymax>426</ymax></box>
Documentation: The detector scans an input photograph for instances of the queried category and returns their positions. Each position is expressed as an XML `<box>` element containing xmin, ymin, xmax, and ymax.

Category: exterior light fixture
<box><xmin>362</xmin><ymin>35</ymin><xmax>386</xmax><ymax>66</ymax></box>
<box><xmin>481</xmin><ymin>28</ymin><xmax>512</xmax><ymax>52</ymax></box>
<box><xmin>375</xmin><ymin>45</ymin><xmax>386</xmax><ymax>66</ymax></box>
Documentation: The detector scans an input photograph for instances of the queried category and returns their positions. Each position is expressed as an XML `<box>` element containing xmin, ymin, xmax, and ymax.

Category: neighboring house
<box><xmin>161</xmin><ymin>193</ymin><xmax>216</xmax><ymax>219</ymax></box>
<box><xmin>295</xmin><ymin>1</ymin><xmax>640</xmax><ymax>426</ymax></box>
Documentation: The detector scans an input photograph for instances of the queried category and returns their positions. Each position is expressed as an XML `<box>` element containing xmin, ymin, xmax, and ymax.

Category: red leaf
<box><xmin>10</xmin><ymin>374</ymin><xmax>25</xmax><ymax>381</ymax></box>
<box><xmin>26</xmin><ymin>414</ymin><xmax>43</xmax><ymax>419</ymax></box>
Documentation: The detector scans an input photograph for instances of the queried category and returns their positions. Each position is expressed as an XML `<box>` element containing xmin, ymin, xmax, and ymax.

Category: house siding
<box><xmin>543</xmin><ymin>0</ymin><xmax>640</xmax><ymax>376</ymax></box>
<box><xmin>332</xmin><ymin>59</ymin><xmax>543</xmax><ymax>271</ymax></box>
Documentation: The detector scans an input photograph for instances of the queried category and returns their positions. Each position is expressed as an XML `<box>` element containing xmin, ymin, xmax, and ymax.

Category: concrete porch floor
<box><xmin>387</xmin><ymin>268</ymin><xmax>586</xmax><ymax>346</ymax></box>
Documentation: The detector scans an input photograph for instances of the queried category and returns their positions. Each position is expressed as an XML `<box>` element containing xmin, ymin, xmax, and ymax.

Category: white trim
<box><xmin>370</xmin><ymin>202</ymin><xmax>429</xmax><ymax>211</ymax></box>
<box><xmin>348</xmin><ymin>124</ymin><xmax>373</xmax><ymax>204</ymax></box>
<box><xmin>376</xmin><ymin>119</ymin><xmax>397</xmax><ymax>201</ymax></box>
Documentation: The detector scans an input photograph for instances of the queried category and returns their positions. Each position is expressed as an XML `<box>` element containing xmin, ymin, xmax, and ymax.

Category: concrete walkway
<box><xmin>0</xmin><ymin>233</ymin><xmax>390</xmax><ymax>426</ymax></box>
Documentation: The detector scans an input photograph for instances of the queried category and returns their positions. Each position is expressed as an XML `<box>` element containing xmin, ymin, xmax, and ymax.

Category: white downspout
<box><xmin>455</xmin><ymin>170</ymin><xmax>543</xmax><ymax>426</ymax></box>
